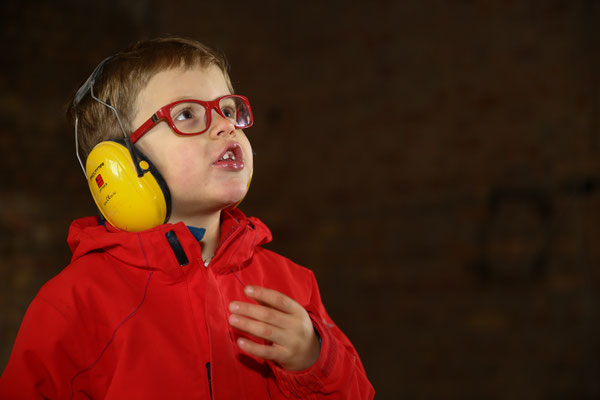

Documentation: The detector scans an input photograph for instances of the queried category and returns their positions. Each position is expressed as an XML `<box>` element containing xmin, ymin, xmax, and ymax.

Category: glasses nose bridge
<box><xmin>203</xmin><ymin>99</ymin><xmax>221</xmax><ymax>126</ymax></box>
<box><xmin>207</xmin><ymin>103</ymin><xmax>219</xmax><ymax>118</ymax></box>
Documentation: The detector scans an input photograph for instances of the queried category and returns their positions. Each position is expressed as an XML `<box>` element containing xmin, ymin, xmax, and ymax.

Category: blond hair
<box><xmin>67</xmin><ymin>37</ymin><xmax>233</xmax><ymax>158</ymax></box>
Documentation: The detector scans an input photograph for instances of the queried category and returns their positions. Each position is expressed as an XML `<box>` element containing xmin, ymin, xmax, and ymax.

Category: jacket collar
<box><xmin>67</xmin><ymin>209</ymin><xmax>272</xmax><ymax>280</ymax></box>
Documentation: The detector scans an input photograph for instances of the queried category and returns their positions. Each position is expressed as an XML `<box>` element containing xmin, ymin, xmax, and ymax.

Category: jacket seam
<box><xmin>68</xmin><ymin>233</ymin><xmax>153</xmax><ymax>399</ymax></box>
<box><xmin>68</xmin><ymin>269</ymin><xmax>153</xmax><ymax>399</ymax></box>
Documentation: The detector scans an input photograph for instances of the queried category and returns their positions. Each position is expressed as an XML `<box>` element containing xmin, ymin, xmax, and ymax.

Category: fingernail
<box><xmin>238</xmin><ymin>338</ymin><xmax>246</xmax><ymax>347</ymax></box>
<box><xmin>229</xmin><ymin>302</ymin><xmax>239</xmax><ymax>312</ymax></box>
<box><xmin>245</xmin><ymin>286</ymin><xmax>254</xmax><ymax>294</ymax></box>
<box><xmin>229</xmin><ymin>315</ymin><xmax>239</xmax><ymax>324</ymax></box>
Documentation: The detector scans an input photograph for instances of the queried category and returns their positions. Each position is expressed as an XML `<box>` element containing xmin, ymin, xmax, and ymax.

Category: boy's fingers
<box><xmin>236</xmin><ymin>337</ymin><xmax>285</xmax><ymax>362</ymax></box>
<box><xmin>243</xmin><ymin>286</ymin><xmax>300</xmax><ymax>314</ymax></box>
<box><xmin>229</xmin><ymin>301</ymin><xmax>290</xmax><ymax>329</ymax></box>
<box><xmin>229</xmin><ymin>313</ymin><xmax>286</xmax><ymax>345</ymax></box>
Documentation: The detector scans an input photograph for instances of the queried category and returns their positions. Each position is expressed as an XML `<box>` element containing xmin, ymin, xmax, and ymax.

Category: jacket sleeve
<box><xmin>268</xmin><ymin>271</ymin><xmax>375</xmax><ymax>399</ymax></box>
<box><xmin>0</xmin><ymin>294</ymin><xmax>83</xmax><ymax>399</ymax></box>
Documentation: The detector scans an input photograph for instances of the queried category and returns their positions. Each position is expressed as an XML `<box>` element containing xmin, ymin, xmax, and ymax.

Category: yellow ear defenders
<box><xmin>85</xmin><ymin>138</ymin><xmax>171</xmax><ymax>232</ymax></box>
<box><xmin>73</xmin><ymin>56</ymin><xmax>171</xmax><ymax>232</ymax></box>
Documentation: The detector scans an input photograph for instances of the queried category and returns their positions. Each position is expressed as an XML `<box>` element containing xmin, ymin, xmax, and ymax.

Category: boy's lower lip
<box><xmin>212</xmin><ymin>160</ymin><xmax>245</xmax><ymax>170</ymax></box>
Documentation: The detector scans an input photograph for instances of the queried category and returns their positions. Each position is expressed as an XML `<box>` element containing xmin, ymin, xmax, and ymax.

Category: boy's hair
<box><xmin>67</xmin><ymin>37</ymin><xmax>233</xmax><ymax>158</ymax></box>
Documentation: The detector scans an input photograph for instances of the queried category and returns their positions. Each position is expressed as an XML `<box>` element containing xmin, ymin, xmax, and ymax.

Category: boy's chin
<box><xmin>173</xmin><ymin>186</ymin><xmax>249</xmax><ymax>214</ymax></box>
<box><xmin>215</xmin><ymin>188</ymin><xmax>249</xmax><ymax>209</ymax></box>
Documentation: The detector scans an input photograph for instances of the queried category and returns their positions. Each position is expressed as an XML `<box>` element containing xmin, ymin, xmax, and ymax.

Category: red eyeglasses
<box><xmin>129</xmin><ymin>94</ymin><xmax>253</xmax><ymax>144</ymax></box>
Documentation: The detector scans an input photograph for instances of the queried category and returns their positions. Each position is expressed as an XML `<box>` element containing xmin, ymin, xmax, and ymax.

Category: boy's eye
<box><xmin>170</xmin><ymin>102</ymin><xmax>206</xmax><ymax>133</ymax></box>
<box><xmin>174</xmin><ymin>108</ymin><xmax>195</xmax><ymax>121</ymax></box>
<box><xmin>221</xmin><ymin>106</ymin><xmax>237</xmax><ymax>119</ymax></box>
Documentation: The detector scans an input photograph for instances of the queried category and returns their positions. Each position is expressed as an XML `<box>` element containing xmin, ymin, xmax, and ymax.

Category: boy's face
<box><xmin>132</xmin><ymin>65</ymin><xmax>253</xmax><ymax>220</ymax></box>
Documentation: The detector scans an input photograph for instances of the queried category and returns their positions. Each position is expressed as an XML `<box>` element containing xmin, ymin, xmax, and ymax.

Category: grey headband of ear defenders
<box><xmin>73</xmin><ymin>56</ymin><xmax>115</xmax><ymax>106</ymax></box>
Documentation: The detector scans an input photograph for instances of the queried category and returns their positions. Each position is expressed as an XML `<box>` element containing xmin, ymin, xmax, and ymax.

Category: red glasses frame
<box><xmin>129</xmin><ymin>94</ymin><xmax>253</xmax><ymax>144</ymax></box>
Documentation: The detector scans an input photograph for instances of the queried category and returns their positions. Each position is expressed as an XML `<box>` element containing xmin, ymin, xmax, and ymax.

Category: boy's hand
<box><xmin>228</xmin><ymin>285</ymin><xmax>320</xmax><ymax>371</ymax></box>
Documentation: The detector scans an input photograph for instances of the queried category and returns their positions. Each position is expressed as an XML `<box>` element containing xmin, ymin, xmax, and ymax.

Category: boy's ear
<box><xmin>85</xmin><ymin>139</ymin><xmax>171</xmax><ymax>232</ymax></box>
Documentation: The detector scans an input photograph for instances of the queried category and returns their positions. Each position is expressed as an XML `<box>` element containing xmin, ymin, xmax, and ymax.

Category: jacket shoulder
<box><xmin>35</xmin><ymin>249</ymin><xmax>146</xmax><ymax>324</ymax></box>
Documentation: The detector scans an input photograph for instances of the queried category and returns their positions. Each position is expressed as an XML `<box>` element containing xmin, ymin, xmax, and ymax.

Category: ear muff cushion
<box><xmin>85</xmin><ymin>139</ymin><xmax>171</xmax><ymax>232</ymax></box>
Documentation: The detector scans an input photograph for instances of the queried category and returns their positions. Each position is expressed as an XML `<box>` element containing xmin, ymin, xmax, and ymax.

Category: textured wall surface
<box><xmin>1</xmin><ymin>1</ymin><xmax>599</xmax><ymax>398</ymax></box>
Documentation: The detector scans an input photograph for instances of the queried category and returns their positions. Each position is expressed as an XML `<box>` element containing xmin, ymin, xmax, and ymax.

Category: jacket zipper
<box><xmin>206</xmin><ymin>362</ymin><xmax>213</xmax><ymax>399</ymax></box>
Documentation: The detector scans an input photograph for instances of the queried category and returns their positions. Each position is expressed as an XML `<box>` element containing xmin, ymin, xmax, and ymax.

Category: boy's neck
<box><xmin>170</xmin><ymin>211</ymin><xmax>221</xmax><ymax>262</ymax></box>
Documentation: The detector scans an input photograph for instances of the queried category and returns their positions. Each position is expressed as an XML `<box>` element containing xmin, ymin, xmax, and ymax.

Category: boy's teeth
<box><xmin>221</xmin><ymin>150</ymin><xmax>236</xmax><ymax>161</ymax></box>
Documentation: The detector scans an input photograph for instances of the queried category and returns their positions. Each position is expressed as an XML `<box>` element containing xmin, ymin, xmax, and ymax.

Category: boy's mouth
<box><xmin>213</xmin><ymin>143</ymin><xmax>245</xmax><ymax>170</ymax></box>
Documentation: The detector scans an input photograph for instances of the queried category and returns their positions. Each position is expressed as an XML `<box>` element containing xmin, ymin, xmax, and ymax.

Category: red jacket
<box><xmin>0</xmin><ymin>209</ymin><xmax>374</xmax><ymax>399</ymax></box>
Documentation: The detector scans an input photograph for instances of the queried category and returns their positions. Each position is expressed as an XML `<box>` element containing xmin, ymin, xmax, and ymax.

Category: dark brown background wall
<box><xmin>1</xmin><ymin>1</ymin><xmax>599</xmax><ymax>399</ymax></box>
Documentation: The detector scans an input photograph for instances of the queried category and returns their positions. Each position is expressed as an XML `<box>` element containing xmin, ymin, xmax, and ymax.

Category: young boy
<box><xmin>0</xmin><ymin>37</ymin><xmax>374</xmax><ymax>399</ymax></box>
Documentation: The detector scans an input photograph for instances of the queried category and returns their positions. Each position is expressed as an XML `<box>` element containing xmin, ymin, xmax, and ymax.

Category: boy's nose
<box><xmin>208</xmin><ymin>109</ymin><xmax>236</xmax><ymax>139</ymax></box>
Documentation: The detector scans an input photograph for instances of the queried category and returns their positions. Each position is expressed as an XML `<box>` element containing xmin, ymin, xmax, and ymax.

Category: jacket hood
<box><xmin>67</xmin><ymin>208</ymin><xmax>273</xmax><ymax>277</ymax></box>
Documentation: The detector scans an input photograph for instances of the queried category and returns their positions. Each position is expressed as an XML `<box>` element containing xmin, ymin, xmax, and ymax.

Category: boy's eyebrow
<box><xmin>163</xmin><ymin>93</ymin><xmax>234</xmax><ymax>105</ymax></box>
<box><xmin>154</xmin><ymin>95</ymin><xmax>193</xmax><ymax>105</ymax></box>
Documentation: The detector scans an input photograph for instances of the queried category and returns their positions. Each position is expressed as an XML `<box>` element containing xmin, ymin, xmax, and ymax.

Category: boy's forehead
<box><xmin>134</xmin><ymin>65</ymin><xmax>230</xmax><ymax>121</ymax></box>
<box><xmin>143</xmin><ymin>65</ymin><xmax>229</xmax><ymax>100</ymax></box>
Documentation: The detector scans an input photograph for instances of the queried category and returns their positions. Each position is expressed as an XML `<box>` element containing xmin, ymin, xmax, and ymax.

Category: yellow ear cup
<box><xmin>86</xmin><ymin>140</ymin><xmax>169</xmax><ymax>232</ymax></box>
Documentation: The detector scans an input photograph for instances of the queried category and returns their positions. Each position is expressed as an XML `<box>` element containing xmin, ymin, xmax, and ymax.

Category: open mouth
<box><xmin>213</xmin><ymin>143</ymin><xmax>244</xmax><ymax>169</ymax></box>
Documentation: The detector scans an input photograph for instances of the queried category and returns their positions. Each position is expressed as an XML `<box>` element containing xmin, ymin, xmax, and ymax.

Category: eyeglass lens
<box><xmin>170</xmin><ymin>96</ymin><xmax>251</xmax><ymax>134</ymax></box>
